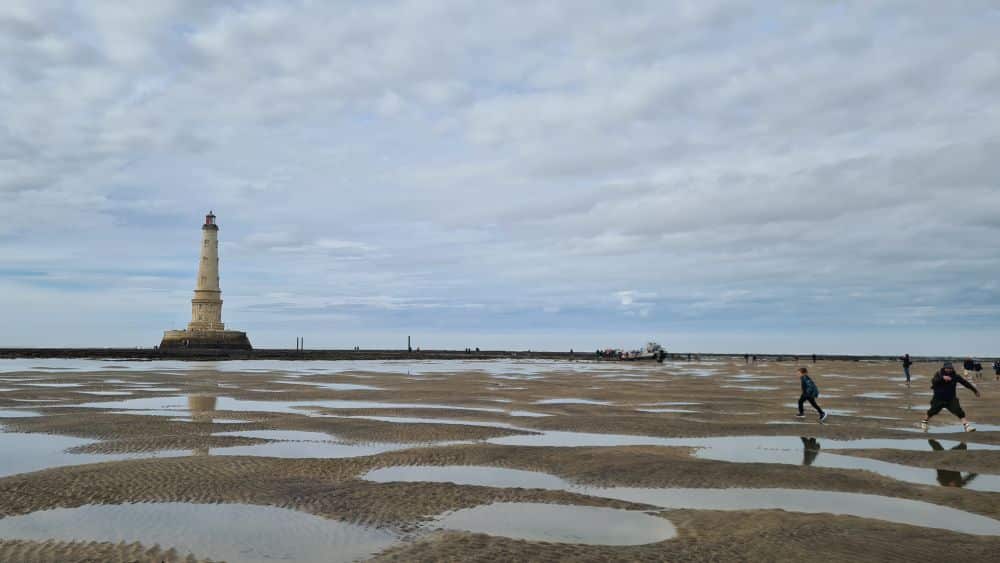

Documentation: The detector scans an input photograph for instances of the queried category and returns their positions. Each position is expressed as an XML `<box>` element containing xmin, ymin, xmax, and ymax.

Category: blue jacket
<box><xmin>800</xmin><ymin>375</ymin><xmax>819</xmax><ymax>398</ymax></box>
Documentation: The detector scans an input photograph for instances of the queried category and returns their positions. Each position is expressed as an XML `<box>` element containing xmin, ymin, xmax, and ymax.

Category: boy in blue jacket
<box><xmin>796</xmin><ymin>367</ymin><xmax>828</xmax><ymax>422</ymax></box>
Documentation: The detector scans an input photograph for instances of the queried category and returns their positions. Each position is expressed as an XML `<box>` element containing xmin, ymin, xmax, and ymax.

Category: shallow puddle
<box><xmin>75</xmin><ymin>395</ymin><xmax>549</xmax><ymax>418</ymax></box>
<box><xmin>339</xmin><ymin>415</ymin><xmax>527</xmax><ymax>431</ymax></box>
<box><xmin>0</xmin><ymin>502</ymin><xmax>397</xmax><ymax>562</ymax></box>
<box><xmin>76</xmin><ymin>391</ymin><xmax>133</xmax><ymax>396</ymax></box>
<box><xmin>728</xmin><ymin>374</ymin><xmax>780</xmax><ymax>380</ymax></box>
<box><xmin>486</xmin><ymin>432</ymin><xmax>1000</xmax><ymax>491</ymax></box>
<box><xmin>0</xmin><ymin>432</ymin><xmax>139</xmax><ymax>478</ymax></box>
<box><xmin>534</xmin><ymin>398</ymin><xmax>610</xmax><ymax>405</ymax></box>
<box><xmin>781</xmin><ymin>403</ymin><xmax>857</xmax><ymax>415</ymax></box>
<box><xmin>215</xmin><ymin>429</ymin><xmax>337</xmax><ymax>442</ymax></box>
<box><xmin>433</xmin><ymin>502</ymin><xmax>676</xmax><ymax>545</ymax></box>
<box><xmin>366</xmin><ymin>465</ymin><xmax>1000</xmax><ymax>535</ymax></box>
<box><xmin>636</xmin><ymin>408</ymin><xmax>699</xmax><ymax>413</ymax></box>
<box><xmin>0</xmin><ymin>409</ymin><xmax>39</xmax><ymax>418</ymax></box>
<box><xmin>692</xmin><ymin>438</ymin><xmax>1000</xmax><ymax>492</ymax></box>
<box><xmin>893</xmin><ymin>424</ymin><xmax>1000</xmax><ymax>434</ymax></box>
<box><xmin>857</xmin><ymin>392</ymin><xmax>900</xmax><ymax>399</ymax></box>
<box><xmin>279</xmin><ymin>380</ymin><xmax>382</xmax><ymax>391</ymax></box>
<box><xmin>211</xmin><ymin>440</ymin><xmax>415</xmax><ymax>459</ymax></box>
<box><xmin>487</xmin><ymin>431</ymin><xmax>1000</xmax><ymax>451</ymax></box>
<box><xmin>677</xmin><ymin>368</ymin><xmax>718</xmax><ymax>377</ymax></box>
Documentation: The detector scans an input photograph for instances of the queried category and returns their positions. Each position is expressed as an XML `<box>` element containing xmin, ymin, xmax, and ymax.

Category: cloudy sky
<box><xmin>1</xmin><ymin>1</ymin><xmax>998</xmax><ymax>354</ymax></box>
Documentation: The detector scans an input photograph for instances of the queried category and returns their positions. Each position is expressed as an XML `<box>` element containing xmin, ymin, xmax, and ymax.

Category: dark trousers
<box><xmin>927</xmin><ymin>397</ymin><xmax>965</xmax><ymax>419</ymax></box>
<box><xmin>798</xmin><ymin>394</ymin><xmax>824</xmax><ymax>416</ymax></box>
<box><xmin>903</xmin><ymin>366</ymin><xmax>910</xmax><ymax>382</ymax></box>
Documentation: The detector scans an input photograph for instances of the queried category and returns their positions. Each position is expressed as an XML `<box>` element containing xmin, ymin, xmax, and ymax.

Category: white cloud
<box><xmin>0</xmin><ymin>1</ymin><xmax>997</xmax><ymax>352</ymax></box>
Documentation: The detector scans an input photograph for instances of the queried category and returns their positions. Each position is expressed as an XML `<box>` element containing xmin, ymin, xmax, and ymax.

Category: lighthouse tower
<box><xmin>188</xmin><ymin>211</ymin><xmax>224</xmax><ymax>331</ymax></box>
<box><xmin>160</xmin><ymin>212</ymin><xmax>251</xmax><ymax>351</ymax></box>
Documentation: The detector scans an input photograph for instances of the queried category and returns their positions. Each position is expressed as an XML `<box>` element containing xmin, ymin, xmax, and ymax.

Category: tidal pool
<box><xmin>338</xmin><ymin>415</ymin><xmax>527</xmax><ymax>431</ymax></box>
<box><xmin>893</xmin><ymin>424</ymin><xmax>1000</xmax><ymax>434</ymax></box>
<box><xmin>214</xmin><ymin>429</ymin><xmax>337</xmax><ymax>441</ymax></box>
<box><xmin>0</xmin><ymin>502</ymin><xmax>397</xmax><ymax>562</ymax></box>
<box><xmin>0</xmin><ymin>409</ymin><xmax>39</xmax><ymax>418</ymax></box>
<box><xmin>485</xmin><ymin>432</ymin><xmax>1000</xmax><ymax>491</ymax></box>
<box><xmin>210</xmin><ymin>440</ymin><xmax>416</xmax><ymax>459</ymax></box>
<box><xmin>74</xmin><ymin>395</ymin><xmax>549</xmax><ymax>417</ymax></box>
<box><xmin>365</xmin><ymin>465</ymin><xmax>1000</xmax><ymax>535</ymax></box>
<box><xmin>534</xmin><ymin>398</ymin><xmax>610</xmax><ymax>405</ymax></box>
<box><xmin>279</xmin><ymin>380</ymin><xmax>382</xmax><ymax>391</ymax></box>
<box><xmin>433</xmin><ymin>502</ymin><xmax>676</xmax><ymax>545</ymax></box>
<box><xmin>0</xmin><ymin>432</ymin><xmax>139</xmax><ymax>478</ymax></box>
<box><xmin>857</xmin><ymin>392</ymin><xmax>901</xmax><ymax>399</ymax></box>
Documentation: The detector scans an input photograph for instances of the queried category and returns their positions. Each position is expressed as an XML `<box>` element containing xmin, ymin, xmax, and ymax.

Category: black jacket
<box><xmin>963</xmin><ymin>359</ymin><xmax>975</xmax><ymax>370</ymax></box>
<box><xmin>931</xmin><ymin>370</ymin><xmax>977</xmax><ymax>401</ymax></box>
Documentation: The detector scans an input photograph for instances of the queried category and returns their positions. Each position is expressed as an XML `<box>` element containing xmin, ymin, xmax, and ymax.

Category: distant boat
<box><xmin>598</xmin><ymin>342</ymin><xmax>666</xmax><ymax>363</ymax></box>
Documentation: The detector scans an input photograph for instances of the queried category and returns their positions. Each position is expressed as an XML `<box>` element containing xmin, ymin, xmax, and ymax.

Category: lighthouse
<box><xmin>189</xmin><ymin>211</ymin><xmax>224</xmax><ymax>331</ymax></box>
<box><xmin>160</xmin><ymin>212</ymin><xmax>252</xmax><ymax>350</ymax></box>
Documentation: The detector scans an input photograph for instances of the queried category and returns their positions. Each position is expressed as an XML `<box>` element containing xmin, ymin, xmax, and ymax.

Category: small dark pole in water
<box><xmin>408</xmin><ymin>335</ymin><xmax>412</xmax><ymax>352</ymax></box>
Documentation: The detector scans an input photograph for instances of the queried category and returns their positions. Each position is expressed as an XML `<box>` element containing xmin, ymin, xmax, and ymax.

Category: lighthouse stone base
<box><xmin>160</xmin><ymin>330</ymin><xmax>252</xmax><ymax>350</ymax></box>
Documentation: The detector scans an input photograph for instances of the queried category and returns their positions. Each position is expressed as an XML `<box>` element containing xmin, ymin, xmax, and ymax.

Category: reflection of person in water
<box><xmin>801</xmin><ymin>436</ymin><xmax>821</xmax><ymax>466</ymax></box>
<box><xmin>928</xmin><ymin>439</ymin><xmax>978</xmax><ymax>487</ymax></box>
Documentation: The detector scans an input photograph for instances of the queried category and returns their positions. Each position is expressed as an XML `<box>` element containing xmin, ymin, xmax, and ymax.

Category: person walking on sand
<box><xmin>921</xmin><ymin>361</ymin><xmax>980</xmax><ymax>432</ymax></box>
<box><xmin>795</xmin><ymin>367</ymin><xmax>828</xmax><ymax>422</ymax></box>
<box><xmin>994</xmin><ymin>359</ymin><xmax>1000</xmax><ymax>381</ymax></box>
<box><xmin>900</xmin><ymin>354</ymin><xmax>913</xmax><ymax>385</ymax></box>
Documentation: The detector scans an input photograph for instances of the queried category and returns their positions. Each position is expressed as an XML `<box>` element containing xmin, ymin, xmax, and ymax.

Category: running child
<box><xmin>796</xmin><ymin>367</ymin><xmax>828</xmax><ymax>422</ymax></box>
<box><xmin>921</xmin><ymin>361</ymin><xmax>981</xmax><ymax>432</ymax></box>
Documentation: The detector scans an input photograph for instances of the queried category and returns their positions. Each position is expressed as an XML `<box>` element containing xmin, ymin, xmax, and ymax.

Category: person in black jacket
<box><xmin>900</xmin><ymin>354</ymin><xmax>913</xmax><ymax>384</ymax></box>
<box><xmin>921</xmin><ymin>361</ymin><xmax>980</xmax><ymax>432</ymax></box>
<box><xmin>994</xmin><ymin>359</ymin><xmax>1000</xmax><ymax>381</ymax></box>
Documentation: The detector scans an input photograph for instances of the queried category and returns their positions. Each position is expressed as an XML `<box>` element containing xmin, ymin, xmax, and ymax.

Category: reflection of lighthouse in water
<box><xmin>188</xmin><ymin>395</ymin><xmax>217</xmax><ymax>456</ymax></box>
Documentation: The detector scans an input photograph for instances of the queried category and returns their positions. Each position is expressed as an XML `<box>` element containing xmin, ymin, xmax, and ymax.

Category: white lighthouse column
<box><xmin>188</xmin><ymin>211</ymin><xmax>225</xmax><ymax>331</ymax></box>
<box><xmin>159</xmin><ymin>211</ymin><xmax>251</xmax><ymax>351</ymax></box>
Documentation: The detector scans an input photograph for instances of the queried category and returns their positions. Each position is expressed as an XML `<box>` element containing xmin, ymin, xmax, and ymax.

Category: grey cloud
<box><xmin>0</xmin><ymin>1</ymin><xmax>997</xmax><ymax>352</ymax></box>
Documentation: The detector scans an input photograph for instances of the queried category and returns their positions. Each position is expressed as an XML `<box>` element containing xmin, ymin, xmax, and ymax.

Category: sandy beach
<box><xmin>0</xmin><ymin>357</ymin><xmax>997</xmax><ymax>562</ymax></box>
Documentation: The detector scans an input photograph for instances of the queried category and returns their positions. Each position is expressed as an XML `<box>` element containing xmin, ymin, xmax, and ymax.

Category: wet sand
<box><xmin>0</xmin><ymin>358</ymin><xmax>998</xmax><ymax>561</ymax></box>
